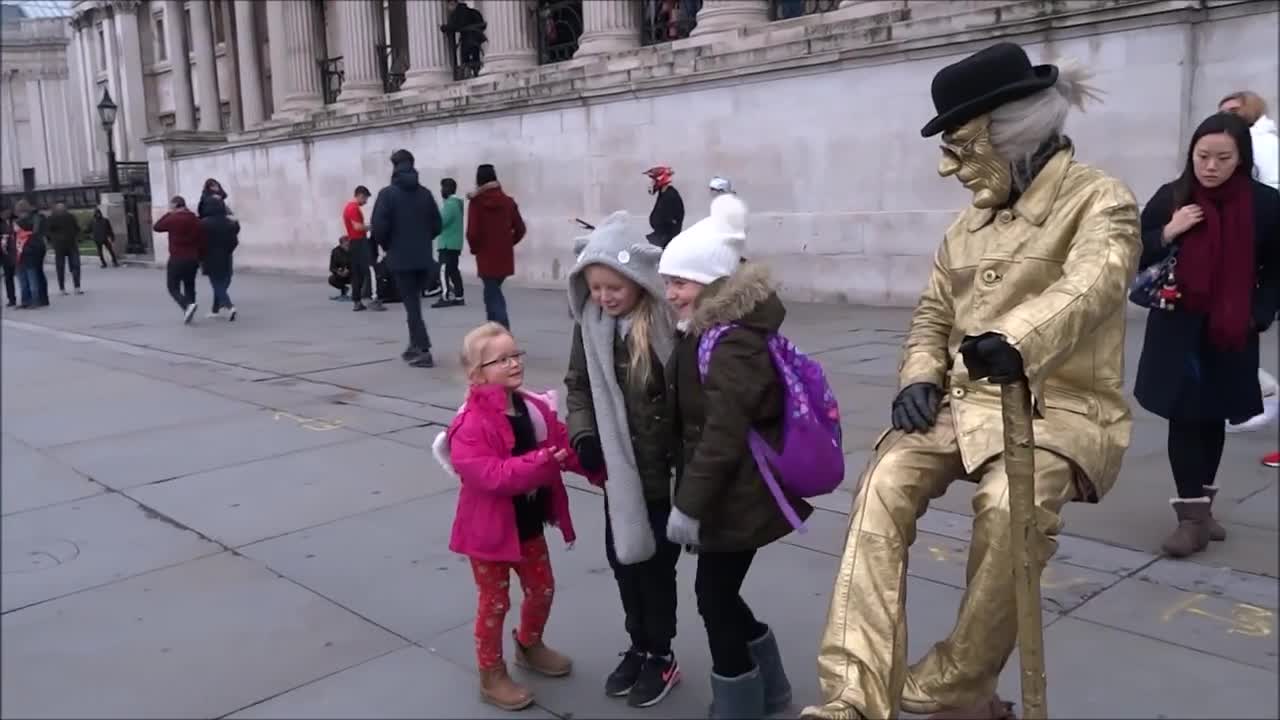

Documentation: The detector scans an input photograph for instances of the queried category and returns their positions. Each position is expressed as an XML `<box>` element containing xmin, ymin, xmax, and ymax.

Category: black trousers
<box><xmin>55</xmin><ymin>249</ymin><xmax>81</xmax><ymax>291</ymax></box>
<box><xmin>3</xmin><ymin>261</ymin><xmax>14</xmax><ymax>305</ymax></box>
<box><xmin>350</xmin><ymin>240</ymin><xmax>374</xmax><ymax>301</ymax></box>
<box><xmin>439</xmin><ymin>249</ymin><xmax>463</xmax><ymax>299</ymax></box>
<box><xmin>695</xmin><ymin>549</ymin><xmax>768</xmax><ymax>677</ymax></box>
<box><xmin>606</xmin><ymin>499</ymin><xmax>681</xmax><ymax>655</ymax></box>
<box><xmin>1168</xmin><ymin>419</ymin><xmax>1226</xmax><ymax>499</ymax></box>
<box><xmin>96</xmin><ymin>239</ymin><xmax>118</xmax><ymax>267</ymax></box>
<box><xmin>166</xmin><ymin>258</ymin><xmax>199</xmax><ymax>309</ymax></box>
<box><xmin>395</xmin><ymin>269</ymin><xmax>433</xmax><ymax>352</ymax></box>
<box><xmin>328</xmin><ymin>274</ymin><xmax>350</xmax><ymax>292</ymax></box>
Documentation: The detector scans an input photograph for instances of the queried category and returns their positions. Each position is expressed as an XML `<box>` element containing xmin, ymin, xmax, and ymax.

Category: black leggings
<box><xmin>606</xmin><ymin>499</ymin><xmax>681</xmax><ymax>655</ymax></box>
<box><xmin>695</xmin><ymin>549</ymin><xmax>768</xmax><ymax>678</ymax></box>
<box><xmin>1168</xmin><ymin>419</ymin><xmax>1226</xmax><ymax>499</ymax></box>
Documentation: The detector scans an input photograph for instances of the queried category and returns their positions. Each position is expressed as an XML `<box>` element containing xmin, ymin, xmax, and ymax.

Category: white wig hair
<box><xmin>989</xmin><ymin>58</ymin><xmax>1103</xmax><ymax>161</ymax></box>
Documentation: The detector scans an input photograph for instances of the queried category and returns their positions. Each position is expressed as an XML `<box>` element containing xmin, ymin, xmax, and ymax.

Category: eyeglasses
<box><xmin>480</xmin><ymin>351</ymin><xmax>527</xmax><ymax>369</ymax></box>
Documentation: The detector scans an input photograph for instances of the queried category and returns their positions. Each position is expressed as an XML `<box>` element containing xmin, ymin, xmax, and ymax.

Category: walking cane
<box><xmin>1000</xmin><ymin>378</ymin><xmax>1049</xmax><ymax>720</ymax></box>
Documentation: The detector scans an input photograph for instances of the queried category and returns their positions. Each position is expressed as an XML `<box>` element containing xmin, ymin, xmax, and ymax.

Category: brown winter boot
<box><xmin>1161</xmin><ymin>498</ymin><xmax>1212</xmax><ymax>558</ymax></box>
<box><xmin>479</xmin><ymin>664</ymin><xmax>534</xmax><ymax>711</ymax></box>
<box><xmin>929</xmin><ymin>695</ymin><xmax>1017</xmax><ymax>719</ymax></box>
<box><xmin>1202</xmin><ymin>485</ymin><xmax>1227</xmax><ymax>541</ymax></box>
<box><xmin>512</xmin><ymin>629</ymin><xmax>572</xmax><ymax>677</ymax></box>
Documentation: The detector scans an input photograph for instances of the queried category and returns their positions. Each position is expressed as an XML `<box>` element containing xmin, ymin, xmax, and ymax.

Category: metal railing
<box><xmin>319</xmin><ymin>56</ymin><xmax>344</xmax><ymax>104</ymax></box>
<box><xmin>377</xmin><ymin>43</ymin><xmax>407</xmax><ymax>93</ymax></box>
<box><xmin>534</xmin><ymin>0</ymin><xmax>582</xmax><ymax>65</ymax></box>
<box><xmin>770</xmin><ymin>0</ymin><xmax>841</xmax><ymax>20</ymax></box>
<box><xmin>642</xmin><ymin>0</ymin><xmax>699</xmax><ymax>45</ymax></box>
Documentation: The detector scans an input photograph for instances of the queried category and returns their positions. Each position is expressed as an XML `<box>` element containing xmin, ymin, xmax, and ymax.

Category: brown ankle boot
<box><xmin>479</xmin><ymin>664</ymin><xmax>534</xmax><ymax>711</ymax></box>
<box><xmin>1202</xmin><ymin>485</ymin><xmax>1227</xmax><ymax>541</ymax></box>
<box><xmin>929</xmin><ymin>694</ymin><xmax>1017</xmax><ymax>719</ymax></box>
<box><xmin>512</xmin><ymin>629</ymin><xmax>572</xmax><ymax>677</ymax></box>
<box><xmin>1161</xmin><ymin>498</ymin><xmax>1212</xmax><ymax>558</ymax></box>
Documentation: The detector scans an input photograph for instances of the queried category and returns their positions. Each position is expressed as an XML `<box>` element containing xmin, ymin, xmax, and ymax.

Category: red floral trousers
<box><xmin>469</xmin><ymin>535</ymin><xmax>555</xmax><ymax>671</ymax></box>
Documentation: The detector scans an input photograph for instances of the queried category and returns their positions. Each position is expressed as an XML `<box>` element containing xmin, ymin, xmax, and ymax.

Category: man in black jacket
<box><xmin>329</xmin><ymin>237</ymin><xmax>352</xmax><ymax>299</ymax></box>
<box><xmin>45</xmin><ymin>203</ymin><xmax>83</xmax><ymax>295</ymax></box>
<box><xmin>371</xmin><ymin>149</ymin><xmax>443</xmax><ymax>368</ymax></box>
<box><xmin>92</xmin><ymin>209</ymin><xmax>119</xmax><ymax>268</ymax></box>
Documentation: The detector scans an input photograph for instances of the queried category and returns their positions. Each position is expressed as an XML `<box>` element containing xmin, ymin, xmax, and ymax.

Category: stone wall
<box><xmin>147</xmin><ymin>0</ymin><xmax>1279</xmax><ymax>306</ymax></box>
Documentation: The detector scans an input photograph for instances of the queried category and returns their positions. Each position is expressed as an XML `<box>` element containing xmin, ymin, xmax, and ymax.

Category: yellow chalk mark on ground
<box><xmin>272</xmin><ymin>410</ymin><xmax>344</xmax><ymax>432</ymax></box>
<box><xmin>1161</xmin><ymin>592</ymin><xmax>1274</xmax><ymax>638</ymax></box>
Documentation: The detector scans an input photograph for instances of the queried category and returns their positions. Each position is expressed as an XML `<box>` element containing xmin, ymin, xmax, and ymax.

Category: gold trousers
<box><xmin>811</xmin><ymin>406</ymin><xmax>1076</xmax><ymax>719</ymax></box>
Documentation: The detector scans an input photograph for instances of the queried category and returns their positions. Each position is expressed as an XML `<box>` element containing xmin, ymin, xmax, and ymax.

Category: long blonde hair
<box><xmin>460</xmin><ymin>322</ymin><xmax>514</xmax><ymax>379</ymax></box>
<box><xmin>625</xmin><ymin>293</ymin><xmax>659</xmax><ymax>389</ymax></box>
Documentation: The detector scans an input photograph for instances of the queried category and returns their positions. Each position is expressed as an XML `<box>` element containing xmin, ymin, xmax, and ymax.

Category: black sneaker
<box><xmin>409</xmin><ymin>351</ymin><xmax>435</xmax><ymax>368</ymax></box>
<box><xmin>627</xmin><ymin>653</ymin><xmax>680</xmax><ymax>708</ymax></box>
<box><xmin>353</xmin><ymin>302</ymin><xmax>367</xmax><ymax>312</ymax></box>
<box><xmin>604</xmin><ymin>649</ymin><xmax>646</xmax><ymax>697</ymax></box>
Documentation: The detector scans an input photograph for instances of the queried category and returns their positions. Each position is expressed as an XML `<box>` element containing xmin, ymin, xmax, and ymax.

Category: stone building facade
<box><xmin>143</xmin><ymin>0</ymin><xmax>1278</xmax><ymax>306</ymax></box>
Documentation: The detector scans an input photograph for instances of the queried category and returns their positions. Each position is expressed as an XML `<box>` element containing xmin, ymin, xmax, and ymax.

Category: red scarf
<box><xmin>1177</xmin><ymin>172</ymin><xmax>1255</xmax><ymax>351</ymax></box>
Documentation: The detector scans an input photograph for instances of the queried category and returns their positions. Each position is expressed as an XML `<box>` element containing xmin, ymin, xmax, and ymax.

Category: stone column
<box><xmin>280</xmin><ymin>0</ymin><xmax>323</xmax><ymax>111</ymax></box>
<box><xmin>70</xmin><ymin>16</ymin><xmax>101</xmax><ymax>174</ymax></box>
<box><xmin>234</xmin><ymin>0</ymin><xmax>265</xmax><ymax>125</ymax></box>
<box><xmin>189</xmin><ymin>0</ymin><xmax>222</xmax><ymax>130</ymax></box>
<box><xmin>402</xmin><ymin>0</ymin><xmax>451</xmax><ymax>89</ymax></box>
<box><xmin>163</xmin><ymin>0</ymin><xmax>195</xmax><ymax>130</ymax></box>
<box><xmin>221</xmin><ymin>0</ymin><xmax>243</xmax><ymax>131</ymax></box>
<box><xmin>692</xmin><ymin>0</ymin><xmax>769</xmax><ymax>36</ymax></box>
<box><xmin>337</xmin><ymin>0</ymin><xmax>385</xmax><ymax>99</ymax></box>
<box><xmin>266</xmin><ymin>0</ymin><xmax>286</xmax><ymax>117</ymax></box>
<box><xmin>577</xmin><ymin>0</ymin><xmax>641</xmax><ymax>56</ymax></box>
<box><xmin>483</xmin><ymin>0</ymin><xmax>536</xmax><ymax>73</ymax></box>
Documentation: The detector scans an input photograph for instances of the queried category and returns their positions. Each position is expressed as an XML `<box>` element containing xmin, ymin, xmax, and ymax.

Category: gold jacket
<box><xmin>898</xmin><ymin>148</ymin><xmax>1141</xmax><ymax>500</ymax></box>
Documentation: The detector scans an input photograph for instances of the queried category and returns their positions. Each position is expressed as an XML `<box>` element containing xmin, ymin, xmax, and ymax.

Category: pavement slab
<box><xmin>0</xmin><ymin>552</ymin><xmax>406</xmax><ymax>719</ymax></box>
<box><xmin>2</xmin><ymin>265</ymin><xmax>1275</xmax><ymax>718</ymax></box>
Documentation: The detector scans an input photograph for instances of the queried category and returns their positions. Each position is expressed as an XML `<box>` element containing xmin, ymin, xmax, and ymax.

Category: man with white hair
<box><xmin>802</xmin><ymin>43</ymin><xmax>1141</xmax><ymax>720</ymax></box>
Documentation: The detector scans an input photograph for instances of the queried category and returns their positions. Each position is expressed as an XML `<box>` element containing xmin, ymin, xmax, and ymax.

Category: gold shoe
<box><xmin>799</xmin><ymin>701</ymin><xmax>867</xmax><ymax>720</ymax></box>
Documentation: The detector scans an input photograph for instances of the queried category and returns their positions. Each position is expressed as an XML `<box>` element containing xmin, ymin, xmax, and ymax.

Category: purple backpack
<box><xmin>697</xmin><ymin>324</ymin><xmax>844</xmax><ymax>532</ymax></box>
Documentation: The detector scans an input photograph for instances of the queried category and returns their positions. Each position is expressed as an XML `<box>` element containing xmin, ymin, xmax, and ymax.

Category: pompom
<box><xmin>1051</xmin><ymin>57</ymin><xmax>1104</xmax><ymax>111</ymax></box>
<box><xmin>709</xmin><ymin>193</ymin><xmax>748</xmax><ymax>233</ymax></box>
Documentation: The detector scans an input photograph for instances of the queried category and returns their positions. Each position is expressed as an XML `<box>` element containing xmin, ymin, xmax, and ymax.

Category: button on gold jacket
<box><xmin>898</xmin><ymin>148</ymin><xmax>1141</xmax><ymax>500</ymax></box>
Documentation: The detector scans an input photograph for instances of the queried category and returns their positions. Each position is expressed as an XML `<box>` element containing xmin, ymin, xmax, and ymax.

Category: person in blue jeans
<box><xmin>199</xmin><ymin>196</ymin><xmax>240</xmax><ymax>321</ymax></box>
<box><xmin>13</xmin><ymin>200</ymin><xmax>49</xmax><ymax>308</ymax></box>
<box><xmin>466</xmin><ymin>163</ymin><xmax>525</xmax><ymax>329</ymax></box>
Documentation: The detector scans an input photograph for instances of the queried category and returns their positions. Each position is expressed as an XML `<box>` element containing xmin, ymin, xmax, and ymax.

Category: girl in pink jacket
<box><xmin>434</xmin><ymin>322</ymin><xmax>591</xmax><ymax>711</ymax></box>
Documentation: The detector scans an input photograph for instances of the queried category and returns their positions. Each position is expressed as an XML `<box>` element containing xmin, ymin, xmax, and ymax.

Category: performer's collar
<box><xmin>966</xmin><ymin>145</ymin><xmax>1075</xmax><ymax>232</ymax></box>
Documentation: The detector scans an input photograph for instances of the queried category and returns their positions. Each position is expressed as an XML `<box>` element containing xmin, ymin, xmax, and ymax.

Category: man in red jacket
<box><xmin>466</xmin><ymin>163</ymin><xmax>525</xmax><ymax>329</ymax></box>
<box><xmin>153</xmin><ymin>195</ymin><xmax>206</xmax><ymax>324</ymax></box>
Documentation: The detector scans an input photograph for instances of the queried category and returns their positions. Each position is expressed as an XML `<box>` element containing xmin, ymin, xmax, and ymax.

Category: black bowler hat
<box><xmin>920</xmin><ymin>42</ymin><xmax>1058</xmax><ymax>138</ymax></box>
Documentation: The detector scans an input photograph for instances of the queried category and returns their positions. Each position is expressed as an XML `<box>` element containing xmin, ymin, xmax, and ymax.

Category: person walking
<box><xmin>371</xmin><ymin>149</ymin><xmax>443</xmax><ymax>367</ymax></box>
<box><xmin>199</xmin><ymin>195</ymin><xmax>240</xmax><ymax>321</ymax></box>
<box><xmin>153</xmin><ymin>195</ymin><xmax>206</xmax><ymax>324</ymax></box>
<box><xmin>644</xmin><ymin>166</ymin><xmax>684</xmax><ymax>249</ymax></box>
<box><xmin>564</xmin><ymin>212</ymin><xmax>683</xmax><ymax>707</ymax></box>
<box><xmin>91</xmin><ymin>208</ymin><xmax>119</xmax><ymax>268</ymax></box>
<box><xmin>467</xmin><ymin>164</ymin><xmax>525</xmax><ymax>329</ymax></box>
<box><xmin>433</xmin><ymin>177</ymin><xmax>466</xmax><ymax>308</ymax></box>
<box><xmin>1135</xmin><ymin>111</ymin><xmax>1280</xmax><ymax>559</ymax></box>
<box><xmin>2</xmin><ymin>206</ymin><xmax>16</xmax><ymax>307</ymax></box>
<box><xmin>344</xmin><ymin>185</ymin><xmax>385</xmax><ymax>312</ymax></box>
<box><xmin>45</xmin><ymin>203</ymin><xmax>83</xmax><ymax>295</ymax></box>
<box><xmin>197</xmin><ymin>178</ymin><xmax>229</xmax><ymax>218</ymax></box>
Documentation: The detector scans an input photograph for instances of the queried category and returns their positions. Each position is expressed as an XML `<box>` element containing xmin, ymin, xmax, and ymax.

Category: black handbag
<box><xmin>1129</xmin><ymin>243</ymin><xmax>1182</xmax><ymax>310</ymax></box>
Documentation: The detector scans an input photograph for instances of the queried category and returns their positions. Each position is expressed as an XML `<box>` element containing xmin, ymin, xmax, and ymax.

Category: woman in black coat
<box><xmin>1134</xmin><ymin>112</ymin><xmax>1280</xmax><ymax>559</ymax></box>
<box><xmin>198</xmin><ymin>196</ymin><xmax>240</xmax><ymax>320</ymax></box>
<box><xmin>198</xmin><ymin>178</ymin><xmax>229</xmax><ymax>219</ymax></box>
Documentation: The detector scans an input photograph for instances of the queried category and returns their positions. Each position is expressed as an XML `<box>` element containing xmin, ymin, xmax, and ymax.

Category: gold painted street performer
<box><xmin>802</xmin><ymin>43</ymin><xmax>1142</xmax><ymax>720</ymax></box>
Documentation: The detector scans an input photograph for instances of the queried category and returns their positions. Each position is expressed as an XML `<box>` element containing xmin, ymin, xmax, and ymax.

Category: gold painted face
<box><xmin>938</xmin><ymin>114</ymin><xmax>1011</xmax><ymax>209</ymax></box>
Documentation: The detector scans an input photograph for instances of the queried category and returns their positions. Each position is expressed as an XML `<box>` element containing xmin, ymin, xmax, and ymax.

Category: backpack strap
<box><xmin>696</xmin><ymin>323</ymin><xmax>737</xmax><ymax>381</ymax></box>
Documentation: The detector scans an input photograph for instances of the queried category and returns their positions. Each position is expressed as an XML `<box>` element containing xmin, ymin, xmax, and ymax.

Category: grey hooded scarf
<box><xmin>568</xmin><ymin>211</ymin><xmax>676</xmax><ymax>565</ymax></box>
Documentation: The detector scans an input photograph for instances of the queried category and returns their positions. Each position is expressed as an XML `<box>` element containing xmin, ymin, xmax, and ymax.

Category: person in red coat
<box><xmin>466</xmin><ymin>164</ymin><xmax>526</xmax><ymax>329</ymax></box>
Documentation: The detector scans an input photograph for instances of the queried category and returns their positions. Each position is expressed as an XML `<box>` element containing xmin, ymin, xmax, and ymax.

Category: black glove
<box><xmin>959</xmin><ymin>333</ymin><xmax>1025</xmax><ymax>385</ymax></box>
<box><xmin>573</xmin><ymin>436</ymin><xmax>605</xmax><ymax>474</ymax></box>
<box><xmin>892</xmin><ymin>383</ymin><xmax>942</xmax><ymax>433</ymax></box>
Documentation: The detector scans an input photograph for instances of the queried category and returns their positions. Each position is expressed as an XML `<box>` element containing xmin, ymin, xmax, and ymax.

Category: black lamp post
<box><xmin>96</xmin><ymin>88</ymin><xmax>120</xmax><ymax>192</ymax></box>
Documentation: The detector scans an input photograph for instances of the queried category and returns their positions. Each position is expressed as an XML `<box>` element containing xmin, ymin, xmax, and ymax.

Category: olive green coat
<box><xmin>670</xmin><ymin>263</ymin><xmax>813</xmax><ymax>552</ymax></box>
<box><xmin>565</xmin><ymin>324</ymin><xmax>674</xmax><ymax>503</ymax></box>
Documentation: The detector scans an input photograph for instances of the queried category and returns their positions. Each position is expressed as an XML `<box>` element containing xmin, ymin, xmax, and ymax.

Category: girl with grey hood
<box><xmin>563</xmin><ymin>211</ymin><xmax>683</xmax><ymax>708</ymax></box>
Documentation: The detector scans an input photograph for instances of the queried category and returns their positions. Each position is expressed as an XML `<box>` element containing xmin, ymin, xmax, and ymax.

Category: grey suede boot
<box><xmin>709</xmin><ymin>667</ymin><xmax>765</xmax><ymax>719</ymax></box>
<box><xmin>1202</xmin><ymin>485</ymin><xmax>1227</xmax><ymax>541</ymax></box>
<box><xmin>1161</xmin><ymin>498</ymin><xmax>1212</xmax><ymax>558</ymax></box>
<box><xmin>747</xmin><ymin>626</ymin><xmax>792</xmax><ymax>715</ymax></box>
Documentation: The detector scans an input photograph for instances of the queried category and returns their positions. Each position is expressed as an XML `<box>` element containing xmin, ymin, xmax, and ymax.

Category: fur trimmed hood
<box><xmin>689</xmin><ymin>262</ymin><xmax>784</xmax><ymax>335</ymax></box>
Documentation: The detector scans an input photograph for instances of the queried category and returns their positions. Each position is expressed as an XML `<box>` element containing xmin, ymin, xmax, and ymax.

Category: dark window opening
<box><xmin>535</xmin><ymin>0</ymin><xmax>582</xmax><ymax>65</ymax></box>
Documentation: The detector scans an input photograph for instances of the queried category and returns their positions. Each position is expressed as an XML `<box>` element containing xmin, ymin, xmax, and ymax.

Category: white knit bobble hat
<box><xmin>657</xmin><ymin>193</ymin><xmax>748</xmax><ymax>285</ymax></box>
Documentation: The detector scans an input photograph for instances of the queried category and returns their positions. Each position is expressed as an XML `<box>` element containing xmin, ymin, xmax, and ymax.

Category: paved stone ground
<box><xmin>2</xmin><ymin>265</ymin><xmax>1276</xmax><ymax>719</ymax></box>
